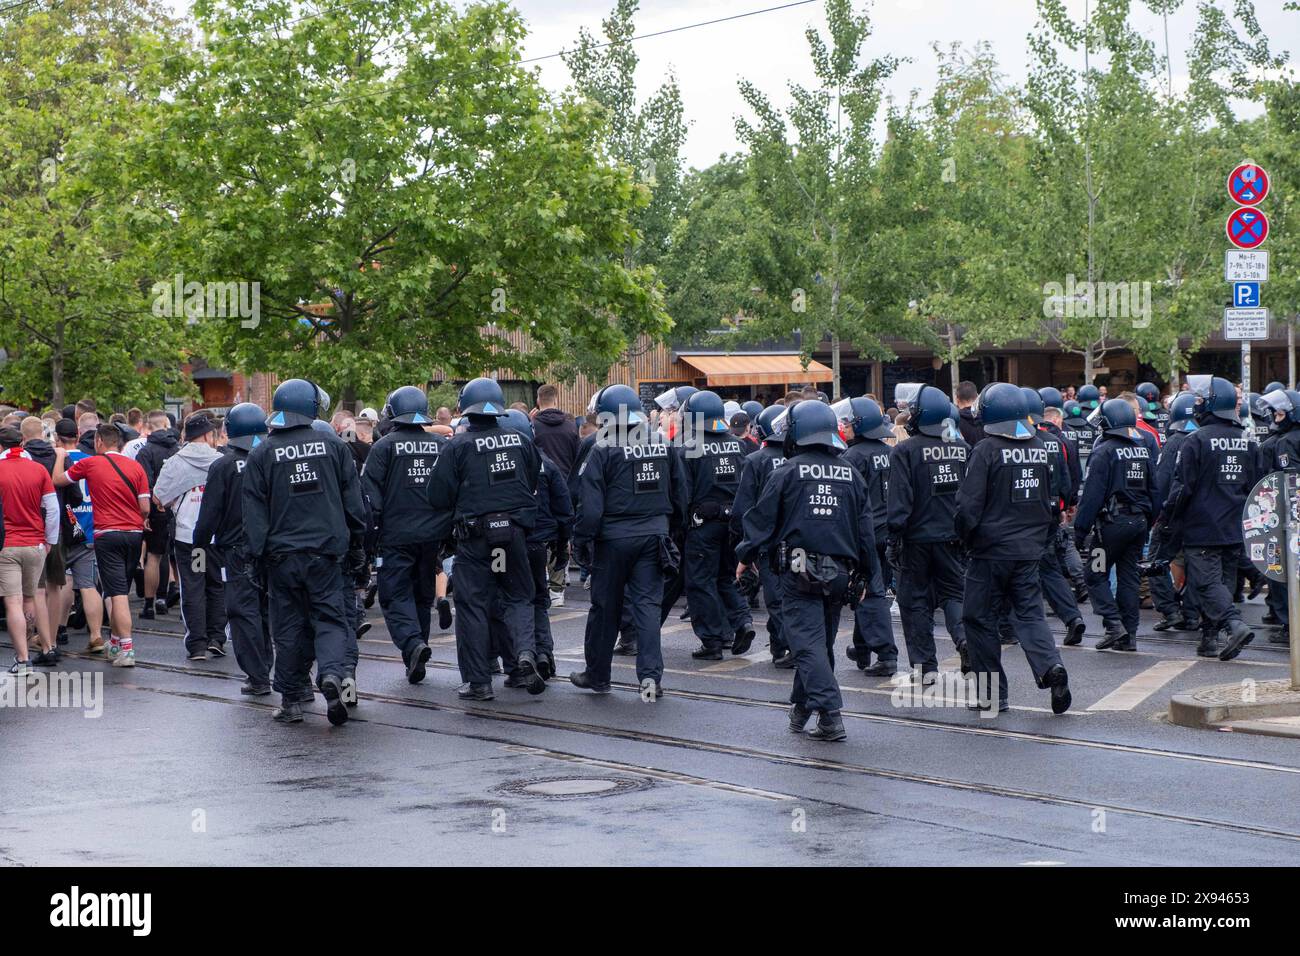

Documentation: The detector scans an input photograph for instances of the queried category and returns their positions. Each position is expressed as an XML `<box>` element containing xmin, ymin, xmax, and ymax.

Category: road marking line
<box><xmin>1087</xmin><ymin>659</ymin><xmax>1197</xmax><ymax>711</ymax></box>
<box><xmin>547</xmin><ymin>610</ymin><xmax>586</xmax><ymax>623</ymax></box>
<box><xmin>699</xmin><ymin>658</ymin><xmax>756</xmax><ymax>673</ymax></box>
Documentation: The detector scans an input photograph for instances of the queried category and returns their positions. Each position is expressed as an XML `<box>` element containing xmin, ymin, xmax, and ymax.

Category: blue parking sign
<box><xmin>1234</xmin><ymin>282</ymin><xmax>1260</xmax><ymax>308</ymax></box>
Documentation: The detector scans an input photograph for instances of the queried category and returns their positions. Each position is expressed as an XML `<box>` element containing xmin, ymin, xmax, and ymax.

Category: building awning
<box><xmin>678</xmin><ymin>353</ymin><xmax>832</xmax><ymax>387</ymax></box>
<box><xmin>191</xmin><ymin>367</ymin><xmax>233</xmax><ymax>381</ymax></box>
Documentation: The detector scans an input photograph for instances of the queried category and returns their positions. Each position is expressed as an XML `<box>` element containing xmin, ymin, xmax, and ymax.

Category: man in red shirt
<box><xmin>0</xmin><ymin>426</ymin><xmax>60</xmax><ymax>673</ymax></box>
<box><xmin>54</xmin><ymin>423</ymin><xmax>150</xmax><ymax>667</ymax></box>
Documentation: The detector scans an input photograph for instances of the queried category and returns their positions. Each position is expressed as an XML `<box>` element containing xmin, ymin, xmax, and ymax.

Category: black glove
<box><xmin>1138</xmin><ymin>558</ymin><xmax>1172</xmax><ymax>578</ymax></box>
<box><xmin>343</xmin><ymin>547</ymin><xmax>368</xmax><ymax>584</ymax></box>
<box><xmin>574</xmin><ymin>538</ymin><xmax>595</xmax><ymax>569</ymax></box>
<box><xmin>885</xmin><ymin>539</ymin><xmax>902</xmax><ymax>574</ymax></box>
<box><xmin>737</xmin><ymin>564</ymin><xmax>761</xmax><ymax>600</ymax></box>
<box><xmin>551</xmin><ymin>538</ymin><xmax>570</xmax><ymax>572</ymax></box>
<box><xmin>1073</xmin><ymin>529</ymin><xmax>1089</xmax><ymax>555</ymax></box>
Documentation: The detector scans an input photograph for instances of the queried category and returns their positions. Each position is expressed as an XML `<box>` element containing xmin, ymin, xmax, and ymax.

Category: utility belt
<box><xmin>690</xmin><ymin>500</ymin><xmax>732</xmax><ymax>526</ymax></box>
<box><xmin>775</xmin><ymin>543</ymin><xmax>853</xmax><ymax>596</ymax></box>
<box><xmin>455</xmin><ymin>512</ymin><xmax>517</xmax><ymax>545</ymax></box>
<box><xmin>1101</xmin><ymin>502</ymin><xmax>1146</xmax><ymax>522</ymax></box>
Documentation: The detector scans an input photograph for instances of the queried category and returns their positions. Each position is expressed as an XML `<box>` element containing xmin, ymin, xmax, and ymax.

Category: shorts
<box><xmin>0</xmin><ymin>546</ymin><xmax>47</xmax><ymax>598</ymax></box>
<box><xmin>145</xmin><ymin>511</ymin><xmax>173</xmax><ymax>556</ymax></box>
<box><xmin>65</xmin><ymin>542</ymin><xmax>97</xmax><ymax>591</ymax></box>
<box><xmin>40</xmin><ymin>541</ymin><xmax>66</xmax><ymax>589</ymax></box>
<box><xmin>95</xmin><ymin>531</ymin><xmax>143</xmax><ymax>598</ymax></box>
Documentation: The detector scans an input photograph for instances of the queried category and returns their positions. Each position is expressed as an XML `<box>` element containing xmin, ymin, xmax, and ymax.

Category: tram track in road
<box><xmin>96</xmin><ymin>655</ymin><xmax>1300</xmax><ymax>847</ymax></box>
<box><xmin>114</xmin><ymin>625</ymin><xmax>1300</xmax><ymax>776</ymax></box>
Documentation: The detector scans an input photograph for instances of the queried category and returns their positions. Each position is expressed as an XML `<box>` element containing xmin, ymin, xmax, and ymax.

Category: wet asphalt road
<box><xmin>2</xmin><ymin>587</ymin><xmax>1298</xmax><ymax>866</ymax></box>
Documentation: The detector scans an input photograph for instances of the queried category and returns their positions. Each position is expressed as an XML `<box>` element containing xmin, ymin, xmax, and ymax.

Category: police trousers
<box><xmin>897</xmin><ymin>540</ymin><xmax>965</xmax><ymax>672</ymax></box>
<box><xmin>378</xmin><ymin>542</ymin><xmax>439</xmax><ymax>662</ymax></box>
<box><xmin>1185</xmin><ymin>545</ymin><xmax>1244</xmax><ymax>636</ymax></box>
<box><xmin>684</xmin><ymin>519</ymin><xmax>741</xmax><ymax>649</ymax></box>
<box><xmin>225</xmin><ymin>549</ymin><xmax>272</xmax><ymax>689</ymax></box>
<box><xmin>268</xmin><ymin>552</ymin><xmax>351</xmax><ymax>700</ymax></box>
<box><xmin>453</xmin><ymin>527</ymin><xmax>535</xmax><ymax>686</ymax></box>
<box><xmin>964</xmin><ymin>557</ymin><xmax>1061</xmax><ymax>706</ymax></box>
<box><xmin>852</xmin><ymin>543</ymin><xmax>896</xmax><ymax>664</ymax></box>
<box><xmin>1147</xmin><ymin>523</ymin><xmax>1181</xmax><ymax>617</ymax></box>
<box><xmin>781</xmin><ymin>570</ymin><xmax>846</xmax><ymax>713</ymax></box>
<box><xmin>1085</xmin><ymin>513</ymin><xmax>1147</xmax><ymax>638</ymax></box>
<box><xmin>586</xmin><ymin>535</ymin><xmax>665</xmax><ymax>684</ymax></box>
<box><xmin>758</xmin><ymin>558</ymin><xmax>787</xmax><ymax>657</ymax></box>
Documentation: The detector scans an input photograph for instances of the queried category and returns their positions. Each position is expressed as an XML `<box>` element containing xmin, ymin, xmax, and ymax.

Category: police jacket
<box><xmin>729</xmin><ymin>442</ymin><xmax>787</xmax><ymax>540</ymax></box>
<box><xmin>193</xmin><ymin>445</ymin><xmax>252</xmax><ymax>554</ymax></box>
<box><xmin>842</xmin><ymin>437</ymin><xmax>891</xmax><ymax>543</ymax></box>
<box><xmin>361</xmin><ymin>424</ymin><xmax>446</xmax><ymax>549</ymax></box>
<box><xmin>680</xmin><ymin>433</ymin><xmax>746</xmax><ymax>519</ymax></box>
<box><xmin>1073</xmin><ymin>433</ymin><xmax>1154</xmax><ymax>538</ymax></box>
<box><xmin>1166</xmin><ymin>418</ymin><xmax>1264</xmax><ymax>548</ymax></box>
<box><xmin>735</xmin><ymin>447</ymin><xmax>877</xmax><ymax>574</ymax></box>
<box><xmin>954</xmin><ymin>433</ymin><xmax>1054</xmax><ymax>560</ymax></box>
<box><xmin>426</xmin><ymin>419</ymin><xmax>541</xmax><ymax>543</ymax></box>
<box><xmin>1265</xmin><ymin>422</ymin><xmax>1300</xmax><ymax>472</ymax></box>
<box><xmin>574</xmin><ymin>433</ymin><xmax>686</xmax><ymax>542</ymax></box>
<box><xmin>1038</xmin><ymin>422</ymin><xmax>1079</xmax><ymax>508</ymax></box>
<box><xmin>1152</xmin><ymin>428</ymin><xmax>1191</xmax><ymax>522</ymax></box>
<box><xmin>1061</xmin><ymin>415</ymin><xmax>1097</xmax><ymax>471</ymax></box>
<box><xmin>531</xmin><ymin>452</ymin><xmax>574</xmax><ymax>546</ymax></box>
<box><xmin>242</xmin><ymin>424</ymin><xmax>367</xmax><ymax>558</ymax></box>
<box><xmin>887</xmin><ymin>433</ymin><xmax>969</xmax><ymax>544</ymax></box>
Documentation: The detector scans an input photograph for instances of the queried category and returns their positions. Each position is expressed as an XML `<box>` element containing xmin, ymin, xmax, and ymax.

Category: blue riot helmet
<box><xmin>1020</xmin><ymin>387</ymin><xmax>1046</xmax><ymax>425</ymax></box>
<box><xmin>458</xmin><ymin>377</ymin><xmax>507</xmax><ymax>417</ymax></box>
<box><xmin>1038</xmin><ymin>386</ymin><xmax>1064</xmax><ymax>410</ymax></box>
<box><xmin>978</xmin><ymin>382</ymin><xmax>1034</xmax><ymax>440</ymax></box>
<box><xmin>1076</xmin><ymin>384</ymin><xmax>1101</xmax><ymax>410</ymax></box>
<box><xmin>654</xmin><ymin>384</ymin><xmax>697</xmax><ymax>412</ymax></box>
<box><xmin>753</xmin><ymin>405</ymin><xmax>788</xmax><ymax>443</ymax></box>
<box><xmin>1135</xmin><ymin>382</ymin><xmax>1161</xmax><ymax>420</ymax></box>
<box><xmin>893</xmin><ymin>382</ymin><xmax>923</xmax><ymax>416</ymax></box>
<box><xmin>1247</xmin><ymin>391</ymin><xmax>1269</xmax><ymax>422</ymax></box>
<box><xmin>501</xmin><ymin>408</ymin><xmax>534</xmax><ymax>439</ymax></box>
<box><xmin>309</xmin><ymin>419</ymin><xmax>336</xmax><ymax>437</ymax></box>
<box><xmin>831</xmin><ymin>396</ymin><xmax>893</xmax><ymax>441</ymax></box>
<box><xmin>383</xmin><ymin>385</ymin><xmax>432</xmax><ymax>425</ymax></box>
<box><xmin>912</xmin><ymin>385</ymin><xmax>954</xmax><ymax>437</ymax></box>
<box><xmin>592</xmin><ymin>384</ymin><xmax>647</xmax><ymax>435</ymax></box>
<box><xmin>1187</xmin><ymin>375</ymin><xmax>1239</xmax><ymax>422</ymax></box>
<box><xmin>785</xmin><ymin>397</ymin><xmax>846</xmax><ymax>452</ymax></box>
<box><xmin>683</xmin><ymin>389</ymin><xmax>729</xmax><ymax>434</ymax></box>
<box><xmin>268</xmin><ymin>378</ymin><xmax>331</xmax><ymax>429</ymax></box>
<box><xmin>741</xmin><ymin>400</ymin><xmax>764</xmax><ymax>421</ymax></box>
<box><xmin>224</xmin><ymin>402</ymin><xmax>267</xmax><ymax>451</ymax></box>
<box><xmin>1265</xmin><ymin>381</ymin><xmax>1285</xmax><ymax>394</ymax></box>
<box><xmin>1098</xmin><ymin>398</ymin><xmax>1139</xmax><ymax>439</ymax></box>
<box><xmin>1261</xmin><ymin>389</ymin><xmax>1300</xmax><ymax>425</ymax></box>
<box><xmin>1167</xmin><ymin>392</ymin><xmax>1199</xmax><ymax>432</ymax></box>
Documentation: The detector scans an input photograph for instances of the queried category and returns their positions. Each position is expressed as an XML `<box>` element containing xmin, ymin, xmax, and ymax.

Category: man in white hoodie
<box><xmin>153</xmin><ymin>412</ymin><xmax>227</xmax><ymax>660</ymax></box>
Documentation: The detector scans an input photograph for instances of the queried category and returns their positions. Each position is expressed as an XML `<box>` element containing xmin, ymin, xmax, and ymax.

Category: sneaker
<box><xmin>86</xmin><ymin>638</ymin><xmax>106</xmax><ymax>655</ymax></box>
<box><xmin>207</xmin><ymin>643</ymin><xmax>227</xmax><ymax>658</ymax></box>
<box><xmin>105</xmin><ymin>642</ymin><xmax>121</xmax><ymax>662</ymax></box>
<box><xmin>188</xmin><ymin>650</ymin><xmax>208</xmax><ymax>661</ymax></box>
<box><xmin>355</xmin><ymin>622</ymin><xmax>371</xmax><ymax>639</ymax></box>
<box><xmin>8</xmin><ymin>659</ymin><xmax>29</xmax><ymax>675</ymax></box>
<box><xmin>32</xmin><ymin>649</ymin><xmax>61</xmax><ymax>666</ymax></box>
<box><xmin>437</xmin><ymin>598</ymin><xmax>453</xmax><ymax>630</ymax></box>
<box><xmin>111</xmin><ymin>648</ymin><xmax>135</xmax><ymax>668</ymax></box>
<box><xmin>548</xmin><ymin>589</ymin><xmax>565</xmax><ymax>608</ymax></box>
<box><xmin>56</xmin><ymin>626</ymin><xmax>68</xmax><ymax>646</ymax></box>
<box><xmin>165</xmin><ymin>587</ymin><xmax>180</xmax><ymax>608</ymax></box>
<box><xmin>639</xmin><ymin>677</ymin><xmax>663</xmax><ymax>700</ymax></box>
<box><xmin>140</xmin><ymin>602</ymin><xmax>155</xmax><ymax>621</ymax></box>
<box><xmin>155</xmin><ymin>599</ymin><xmax>169</xmax><ymax>616</ymax></box>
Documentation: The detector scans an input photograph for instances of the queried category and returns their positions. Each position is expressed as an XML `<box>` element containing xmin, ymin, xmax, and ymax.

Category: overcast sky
<box><xmin>507</xmin><ymin>0</ymin><xmax>1293</xmax><ymax>170</ymax></box>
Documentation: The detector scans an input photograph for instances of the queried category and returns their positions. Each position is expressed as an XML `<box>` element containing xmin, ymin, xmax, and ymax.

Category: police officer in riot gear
<box><xmin>243</xmin><ymin>379</ymin><xmax>368</xmax><ymax>726</ymax></box>
<box><xmin>736</xmin><ymin>400</ymin><xmax>878</xmax><ymax>742</ymax></box>
<box><xmin>1020</xmin><ymin>388</ymin><xmax>1086</xmax><ymax>646</ymax></box>
<box><xmin>427</xmin><ymin>378</ymin><xmax>543</xmax><ymax>699</ymax></box>
<box><xmin>361</xmin><ymin>385</ymin><xmax>445</xmax><ymax>684</ymax></box>
<box><xmin>731</xmin><ymin>405</ymin><xmax>793</xmax><ymax>666</ymax></box>
<box><xmin>1073</xmin><ymin>399</ymin><xmax>1154</xmax><ymax>651</ymax></box>
<box><xmin>836</xmin><ymin>397</ymin><xmax>898</xmax><ymax>675</ymax></box>
<box><xmin>1061</xmin><ymin>398</ymin><xmax>1098</xmax><ymax>475</ymax></box>
<box><xmin>1258</xmin><ymin>389</ymin><xmax>1300</xmax><ymax>636</ymax></box>
<box><xmin>571</xmin><ymin>385</ymin><xmax>685</xmax><ymax>697</ymax></box>
<box><xmin>1136</xmin><ymin>382</ymin><xmax>1169</xmax><ymax>437</ymax></box>
<box><xmin>1162</xmin><ymin>375</ymin><xmax>1263</xmax><ymax>659</ymax></box>
<box><xmin>678</xmin><ymin>390</ymin><xmax>748</xmax><ymax>661</ymax></box>
<box><xmin>887</xmin><ymin>384</ymin><xmax>969</xmax><ymax>676</ymax></box>
<box><xmin>956</xmin><ymin>383</ymin><xmax>1071</xmax><ymax>715</ymax></box>
<box><xmin>1040</xmin><ymin>387</ymin><xmax>1088</xmax><ymax>604</ymax></box>
<box><xmin>1150</xmin><ymin>392</ymin><xmax>1201</xmax><ymax>633</ymax></box>
<box><xmin>193</xmin><ymin>402</ymin><xmax>271</xmax><ymax>696</ymax></box>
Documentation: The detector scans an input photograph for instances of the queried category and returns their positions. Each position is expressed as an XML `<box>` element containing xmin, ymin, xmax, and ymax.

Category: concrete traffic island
<box><xmin>1169</xmin><ymin>679</ymin><xmax>1300</xmax><ymax>738</ymax></box>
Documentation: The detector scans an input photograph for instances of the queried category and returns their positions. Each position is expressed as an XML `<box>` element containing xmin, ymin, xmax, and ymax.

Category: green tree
<box><xmin>0</xmin><ymin>0</ymin><xmax>185</xmax><ymax>409</ymax></box>
<box><xmin>142</xmin><ymin>0</ymin><xmax>668</xmax><ymax>406</ymax></box>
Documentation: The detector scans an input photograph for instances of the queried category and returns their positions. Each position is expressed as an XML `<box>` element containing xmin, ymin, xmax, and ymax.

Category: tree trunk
<box><xmin>50</xmin><ymin>319</ymin><xmax>65</xmax><ymax>408</ymax></box>
<box><xmin>1083</xmin><ymin>344</ymin><xmax>1094</xmax><ymax>385</ymax></box>
<box><xmin>946</xmin><ymin>322</ymin><xmax>959</xmax><ymax>395</ymax></box>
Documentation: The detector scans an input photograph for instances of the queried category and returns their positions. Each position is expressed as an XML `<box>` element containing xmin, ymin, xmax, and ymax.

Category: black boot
<box><xmin>569</xmin><ymin>671</ymin><xmax>611</xmax><ymax>694</ymax></box>
<box><xmin>320</xmin><ymin>674</ymin><xmax>349</xmax><ymax>726</ymax></box>
<box><xmin>731</xmin><ymin>627</ymin><xmax>756</xmax><ymax>655</ymax></box>
<box><xmin>613</xmin><ymin>639</ymin><xmax>638</xmax><ymax>656</ymax></box>
<box><xmin>516</xmin><ymin>649</ymin><xmax>547</xmax><ymax>696</ymax></box>
<box><xmin>691</xmin><ymin>645</ymin><xmax>723</xmax><ymax>661</ymax></box>
<box><xmin>1196</xmin><ymin>633</ymin><xmax>1219</xmax><ymax>658</ymax></box>
<box><xmin>437</xmin><ymin>597</ymin><xmax>453</xmax><ymax>630</ymax></box>
<box><xmin>1096</xmin><ymin>627</ymin><xmax>1125</xmax><ymax>651</ymax></box>
<box><xmin>1063</xmin><ymin>618</ymin><xmax>1086</xmax><ymax>646</ymax></box>
<box><xmin>272</xmin><ymin>701</ymin><xmax>304</xmax><ymax>723</ymax></box>
<box><xmin>772</xmin><ymin>649</ymin><xmax>795</xmax><ymax>669</ymax></box>
<box><xmin>406</xmin><ymin>642</ymin><xmax>431</xmax><ymax>684</ymax></box>
<box><xmin>807</xmin><ymin>710</ymin><xmax>847</xmax><ymax>741</ymax></box>
<box><xmin>1153</xmin><ymin>611</ymin><xmax>1185</xmax><ymax>632</ymax></box>
<box><xmin>1044</xmin><ymin>664</ymin><xmax>1072</xmax><ymax>714</ymax></box>
<box><xmin>456</xmin><ymin>682</ymin><xmax>495</xmax><ymax>701</ymax></box>
<box><xmin>862</xmin><ymin>660</ymin><xmax>897</xmax><ymax>676</ymax></box>
<box><xmin>788</xmin><ymin>702</ymin><xmax>812</xmax><ymax>733</ymax></box>
<box><xmin>1219</xmin><ymin>621</ymin><xmax>1255</xmax><ymax>661</ymax></box>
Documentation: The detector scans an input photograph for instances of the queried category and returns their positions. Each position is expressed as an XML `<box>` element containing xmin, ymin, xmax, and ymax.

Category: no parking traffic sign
<box><xmin>1226</xmin><ymin>206</ymin><xmax>1269</xmax><ymax>250</ymax></box>
<box><xmin>1227</xmin><ymin>163</ymin><xmax>1270</xmax><ymax>206</ymax></box>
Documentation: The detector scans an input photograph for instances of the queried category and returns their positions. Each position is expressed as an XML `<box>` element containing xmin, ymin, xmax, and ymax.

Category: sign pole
<box><xmin>1241</xmin><ymin>339</ymin><xmax>1251</xmax><ymax>397</ymax></box>
<box><xmin>1287</xmin><ymin>473</ymin><xmax>1300</xmax><ymax>690</ymax></box>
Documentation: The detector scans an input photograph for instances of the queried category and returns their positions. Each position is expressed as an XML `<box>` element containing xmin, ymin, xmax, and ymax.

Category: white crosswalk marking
<box><xmin>1087</xmin><ymin>660</ymin><xmax>1197</xmax><ymax>711</ymax></box>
